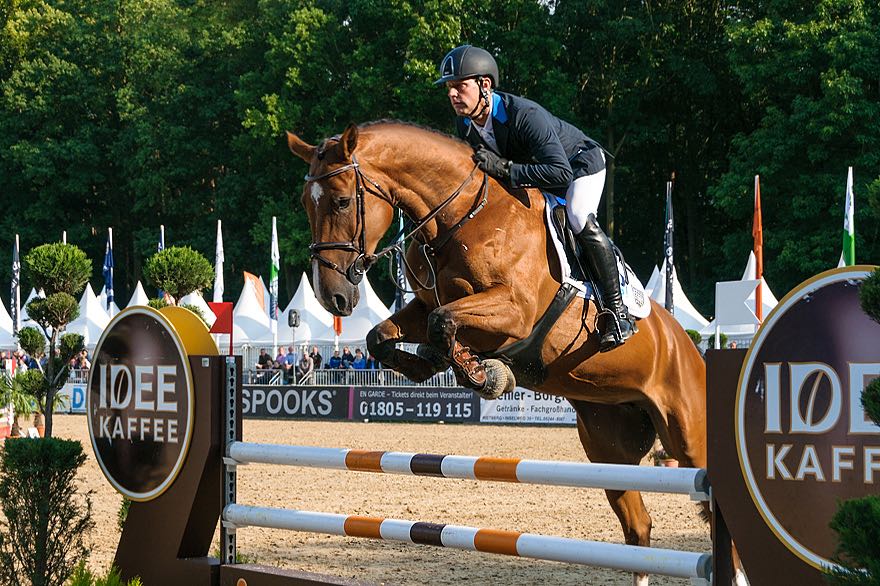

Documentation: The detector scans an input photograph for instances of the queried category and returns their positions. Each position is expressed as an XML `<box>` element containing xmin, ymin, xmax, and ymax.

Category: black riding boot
<box><xmin>575</xmin><ymin>214</ymin><xmax>635</xmax><ymax>352</ymax></box>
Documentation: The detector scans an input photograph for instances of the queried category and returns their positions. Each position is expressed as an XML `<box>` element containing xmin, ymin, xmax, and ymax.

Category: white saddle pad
<box><xmin>543</xmin><ymin>194</ymin><xmax>651</xmax><ymax>320</ymax></box>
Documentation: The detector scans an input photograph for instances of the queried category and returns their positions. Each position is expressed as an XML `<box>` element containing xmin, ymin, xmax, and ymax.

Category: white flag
<box><xmin>837</xmin><ymin>167</ymin><xmax>855</xmax><ymax>267</ymax></box>
<box><xmin>213</xmin><ymin>220</ymin><xmax>224</xmax><ymax>302</ymax></box>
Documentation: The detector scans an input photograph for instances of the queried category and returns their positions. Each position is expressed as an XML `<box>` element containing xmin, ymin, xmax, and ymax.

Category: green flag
<box><xmin>838</xmin><ymin>167</ymin><xmax>855</xmax><ymax>267</ymax></box>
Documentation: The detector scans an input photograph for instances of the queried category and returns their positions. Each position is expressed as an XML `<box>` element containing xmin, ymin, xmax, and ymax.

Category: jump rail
<box><xmin>226</xmin><ymin>441</ymin><xmax>710</xmax><ymax>501</ymax></box>
<box><xmin>222</xmin><ymin>504</ymin><xmax>712</xmax><ymax>581</ymax></box>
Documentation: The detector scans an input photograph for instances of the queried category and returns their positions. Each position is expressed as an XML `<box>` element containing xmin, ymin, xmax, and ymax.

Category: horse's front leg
<box><xmin>366</xmin><ymin>298</ymin><xmax>446</xmax><ymax>383</ymax></box>
<box><xmin>426</xmin><ymin>286</ymin><xmax>527</xmax><ymax>399</ymax></box>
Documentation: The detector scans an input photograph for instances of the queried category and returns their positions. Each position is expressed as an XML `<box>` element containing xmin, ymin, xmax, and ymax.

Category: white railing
<box><xmin>243</xmin><ymin>368</ymin><xmax>459</xmax><ymax>388</ymax></box>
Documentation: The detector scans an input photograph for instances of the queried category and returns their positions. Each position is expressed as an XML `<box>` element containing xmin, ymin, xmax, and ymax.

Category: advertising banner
<box><xmin>480</xmin><ymin>387</ymin><xmax>577</xmax><ymax>425</ymax></box>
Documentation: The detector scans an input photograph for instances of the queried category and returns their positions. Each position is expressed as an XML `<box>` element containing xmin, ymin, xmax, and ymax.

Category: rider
<box><xmin>435</xmin><ymin>45</ymin><xmax>635</xmax><ymax>351</ymax></box>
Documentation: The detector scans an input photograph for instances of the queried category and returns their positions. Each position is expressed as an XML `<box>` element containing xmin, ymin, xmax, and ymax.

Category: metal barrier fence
<box><xmin>243</xmin><ymin>368</ymin><xmax>459</xmax><ymax>388</ymax></box>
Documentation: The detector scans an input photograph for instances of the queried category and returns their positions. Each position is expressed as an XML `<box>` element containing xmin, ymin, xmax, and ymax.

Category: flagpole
<box><xmin>664</xmin><ymin>180</ymin><xmax>674</xmax><ymax>314</ymax></box>
<box><xmin>62</xmin><ymin>231</ymin><xmax>66</xmax><ymax>244</ymax></box>
<box><xmin>12</xmin><ymin>234</ymin><xmax>20</xmax><ymax>341</ymax></box>
<box><xmin>753</xmin><ymin>176</ymin><xmax>763</xmax><ymax>323</ymax></box>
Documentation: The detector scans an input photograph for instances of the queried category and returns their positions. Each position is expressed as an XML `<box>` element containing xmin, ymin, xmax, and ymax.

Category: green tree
<box><xmin>713</xmin><ymin>0</ymin><xmax>880</xmax><ymax>297</ymax></box>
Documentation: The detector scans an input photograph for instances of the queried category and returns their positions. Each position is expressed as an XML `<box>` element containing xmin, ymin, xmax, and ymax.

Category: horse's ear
<box><xmin>340</xmin><ymin>123</ymin><xmax>359</xmax><ymax>159</ymax></box>
<box><xmin>286</xmin><ymin>131</ymin><xmax>315</xmax><ymax>162</ymax></box>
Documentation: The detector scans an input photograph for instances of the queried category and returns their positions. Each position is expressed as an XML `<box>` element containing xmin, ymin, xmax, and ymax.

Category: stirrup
<box><xmin>599</xmin><ymin>312</ymin><xmax>635</xmax><ymax>353</ymax></box>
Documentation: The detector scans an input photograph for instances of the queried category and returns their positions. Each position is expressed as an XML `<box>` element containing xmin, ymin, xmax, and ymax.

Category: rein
<box><xmin>305</xmin><ymin>153</ymin><xmax>488</xmax><ymax>288</ymax></box>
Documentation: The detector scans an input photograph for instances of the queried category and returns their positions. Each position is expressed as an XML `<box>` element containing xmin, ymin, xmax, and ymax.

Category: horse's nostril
<box><xmin>333</xmin><ymin>294</ymin><xmax>347</xmax><ymax>312</ymax></box>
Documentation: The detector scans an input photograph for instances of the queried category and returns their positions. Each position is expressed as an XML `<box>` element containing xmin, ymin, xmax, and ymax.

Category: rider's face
<box><xmin>446</xmin><ymin>78</ymin><xmax>489</xmax><ymax>116</ymax></box>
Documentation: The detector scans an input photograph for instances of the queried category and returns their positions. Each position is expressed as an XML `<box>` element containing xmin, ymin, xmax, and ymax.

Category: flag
<box><xmin>208</xmin><ymin>301</ymin><xmax>234</xmax><ymax>356</ymax></box>
<box><xmin>663</xmin><ymin>181</ymin><xmax>674</xmax><ymax>314</ymax></box>
<box><xmin>103</xmin><ymin>228</ymin><xmax>114</xmax><ymax>311</ymax></box>
<box><xmin>157</xmin><ymin>225</ymin><xmax>166</xmax><ymax>298</ymax></box>
<box><xmin>753</xmin><ymin>176</ymin><xmax>763</xmax><ymax>321</ymax></box>
<box><xmin>11</xmin><ymin>235</ymin><xmax>20</xmax><ymax>337</ymax></box>
<box><xmin>213</xmin><ymin>219</ymin><xmax>224</xmax><ymax>303</ymax></box>
<box><xmin>838</xmin><ymin>167</ymin><xmax>855</xmax><ymax>267</ymax></box>
<box><xmin>269</xmin><ymin>216</ymin><xmax>279</xmax><ymax>323</ymax></box>
<box><xmin>394</xmin><ymin>211</ymin><xmax>407</xmax><ymax>313</ymax></box>
<box><xmin>243</xmin><ymin>272</ymin><xmax>266</xmax><ymax>312</ymax></box>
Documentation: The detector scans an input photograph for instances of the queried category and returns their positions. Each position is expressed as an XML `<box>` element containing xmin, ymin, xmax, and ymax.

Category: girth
<box><xmin>484</xmin><ymin>281</ymin><xmax>579</xmax><ymax>387</ymax></box>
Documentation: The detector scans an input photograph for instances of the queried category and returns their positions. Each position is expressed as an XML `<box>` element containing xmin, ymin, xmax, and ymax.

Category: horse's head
<box><xmin>287</xmin><ymin>124</ymin><xmax>395</xmax><ymax>315</ymax></box>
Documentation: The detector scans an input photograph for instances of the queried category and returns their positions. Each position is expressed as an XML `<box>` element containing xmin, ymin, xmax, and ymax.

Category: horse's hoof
<box><xmin>416</xmin><ymin>344</ymin><xmax>449</xmax><ymax>371</ymax></box>
<box><xmin>476</xmin><ymin>359</ymin><xmax>516</xmax><ymax>400</ymax></box>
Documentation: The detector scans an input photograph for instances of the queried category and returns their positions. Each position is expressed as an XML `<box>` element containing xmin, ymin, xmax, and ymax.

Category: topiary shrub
<box><xmin>143</xmin><ymin>247</ymin><xmax>213</xmax><ymax>304</ymax></box>
<box><xmin>859</xmin><ymin>267</ymin><xmax>880</xmax><ymax>324</ymax></box>
<box><xmin>685</xmin><ymin>329</ymin><xmax>702</xmax><ymax>347</ymax></box>
<box><xmin>22</xmin><ymin>243</ymin><xmax>91</xmax><ymax>296</ymax></box>
<box><xmin>147</xmin><ymin>298</ymin><xmax>168</xmax><ymax>310</ymax></box>
<box><xmin>17</xmin><ymin>327</ymin><xmax>46</xmax><ymax>360</ymax></box>
<box><xmin>23</xmin><ymin>243</ymin><xmax>92</xmax><ymax>438</ymax></box>
<box><xmin>0</xmin><ymin>438</ymin><xmax>94</xmax><ymax>586</ymax></box>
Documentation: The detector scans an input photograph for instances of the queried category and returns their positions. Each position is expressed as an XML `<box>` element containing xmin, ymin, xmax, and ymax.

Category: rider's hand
<box><xmin>472</xmin><ymin>145</ymin><xmax>511</xmax><ymax>181</ymax></box>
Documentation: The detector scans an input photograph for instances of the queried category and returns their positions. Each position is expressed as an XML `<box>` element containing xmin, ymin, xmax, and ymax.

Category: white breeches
<box><xmin>565</xmin><ymin>167</ymin><xmax>607</xmax><ymax>234</ymax></box>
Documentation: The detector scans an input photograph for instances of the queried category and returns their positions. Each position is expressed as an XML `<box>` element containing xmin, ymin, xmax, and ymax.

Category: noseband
<box><xmin>305</xmin><ymin>153</ymin><xmax>486</xmax><ymax>286</ymax></box>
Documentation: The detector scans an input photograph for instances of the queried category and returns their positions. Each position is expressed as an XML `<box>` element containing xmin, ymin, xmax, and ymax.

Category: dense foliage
<box><xmin>0</xmin><ymin>0</ymin><xmax>878</xmax><ymax>313</ymax></box>
<box><xmin>0</xmin><ymin>438</ymin><xmax>94</xmax><ymax>586</ymax></box>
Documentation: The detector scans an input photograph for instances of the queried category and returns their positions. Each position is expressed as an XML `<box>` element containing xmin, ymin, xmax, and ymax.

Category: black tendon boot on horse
<box><xmin>576</xmin><ymin>214</ymin><xmax>635</xmax><ymax>352</ymax></box>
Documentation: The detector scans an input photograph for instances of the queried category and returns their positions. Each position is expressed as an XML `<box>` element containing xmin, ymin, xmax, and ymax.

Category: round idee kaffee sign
<box><xmin>736</xmin><ymin>266</ymin><xmax>880</xmax><ymax>571</ymax></box>
<box><xmin>87</xmin><ymin>307</ymin><xmax>202</xmax><ymax>501</ymax></box>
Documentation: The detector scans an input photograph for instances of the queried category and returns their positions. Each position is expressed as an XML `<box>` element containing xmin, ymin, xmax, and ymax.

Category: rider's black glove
<box><xmin>472</xmin><ymin>145</ymin><xmax>511</xmax><ymax>181</ymax></box>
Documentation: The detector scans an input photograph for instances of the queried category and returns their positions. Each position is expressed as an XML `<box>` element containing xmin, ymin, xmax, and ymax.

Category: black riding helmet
<box><xmin>434</xmin><ymin>45</ymin><xmax>499</xmax><ymax>88</ymax></box>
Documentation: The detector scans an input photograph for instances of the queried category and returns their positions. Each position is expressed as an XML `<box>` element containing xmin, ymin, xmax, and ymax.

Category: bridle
<box><xmin>305</xmin><ymin>152</ymin><xmax>487</xmax><ymax>287</ymax></box>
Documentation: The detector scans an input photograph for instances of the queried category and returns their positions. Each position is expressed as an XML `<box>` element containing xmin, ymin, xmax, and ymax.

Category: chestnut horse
<box><xmin>288</xmin><ymin>121</ymin><xmax>708</xmax><ymax>584</ymax></box>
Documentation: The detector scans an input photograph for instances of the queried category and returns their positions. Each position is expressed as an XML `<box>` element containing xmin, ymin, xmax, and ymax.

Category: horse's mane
<box><xmin>359</xmin><ymin>119</ymin><xmax>469</xmax><ymax>148</ymax></box>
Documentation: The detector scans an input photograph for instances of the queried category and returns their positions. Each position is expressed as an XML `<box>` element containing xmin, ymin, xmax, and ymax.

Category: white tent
<box><xmin>127</xmin><ymin>281</ymin><xmax>150</xmax><ymax>307</ymax></box>
<box><xmin>278</xmin><ymin>273</ymin><xmax>334</xmax><ymax>345</ymax></box>
<box><xmin>66</xmin><ymin>284</ymin><xmax>111</xmax><ymax>347</ymax></box>
<box><xmin>647</xmin><ymin>264</ymin><xmax>709</xmax><ymax>332</ymax></box>
<box><xmin>311</xmin><ymin>277</ymin><xmax>392</xmax><ymax>343</ymax></box>
<box><xmin>179</xmin><ymin>290</ymin><xmax>217</xmax><ymax>327</ymax></box>
<box><xmin>232</xmin><ymin>279</ymin><xmax>274</xmax><ymax>347</ymax></box>
<box><xmin>98</xmin><ymin>286</ymin><xmax>121</xmax><ymax>317</ymax></box>
<box><xmin>0</xmin><ymin>301</ymin><xmax>17</xmax><ymax>348</ymax></box>
<box><xmin>19</xmin><ymin>288</ymin><xmax>43</xmax><ymax>328</ymax></box>
<box><xmin>700</xmin><ymin>251</ymin><xmax>779</xmax><ymax>342</ymax></box>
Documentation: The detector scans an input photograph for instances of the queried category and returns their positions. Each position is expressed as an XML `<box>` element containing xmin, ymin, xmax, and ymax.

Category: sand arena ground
<box><xmin>56</xmin><ymin>414</ymin><xmax>710</xmax><ymax>585</ymax></box>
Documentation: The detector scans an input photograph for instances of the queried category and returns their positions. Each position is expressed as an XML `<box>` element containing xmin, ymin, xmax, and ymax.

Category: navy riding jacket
<box><xmin>455</xmin><ymin>91</ymin><xmax>605</xmax><ymax>197</ymax></box>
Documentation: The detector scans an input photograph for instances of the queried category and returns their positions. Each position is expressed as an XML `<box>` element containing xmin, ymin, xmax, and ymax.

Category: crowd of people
<box><xmin>0</xmin><ymin>348</ymin><xmax>92</xmax><ymax>375</ymax></box>
<box><xmin>254</xmin><ymin>345</ymin><xmax>382</xmax><ymax>384</ymax></box>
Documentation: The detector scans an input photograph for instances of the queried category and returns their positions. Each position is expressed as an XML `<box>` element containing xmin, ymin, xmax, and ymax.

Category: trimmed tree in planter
<box><xmin>826</xmin><ymin>268</ymin><xmax>880</xmax><ymax>584</ymax></box>
<box><xmin>144</xmin><ymin>246</ymin><xmax>213</xmax><ymax>305</ymax></box>
<box><xmin>22</xmin><ymin>243</ymin><xmax>91</xmax><ymax>438</ymax></box>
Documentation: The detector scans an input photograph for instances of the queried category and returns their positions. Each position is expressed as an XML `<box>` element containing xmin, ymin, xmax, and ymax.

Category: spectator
<box><xmin>341</xmin><ymin>346</ymin><xmax>355</xmax><ymax>367</ymax></box>
<box><xmin>297</xmin><ymin>351</ymin><xmax>314</xmax><ymax>382</ymax></box>
<box><xmin>275</xmin><ymin>347</ymin><xmax>286</xmax><ymax>364</ymax></box>
<box><xmin>309</xmin><ymin>346</ymin><xmax>323</xmax><ymax>370</ymax></box>
<box><xmin>76</xmin><ymin>349</ymin><xmax>91</xmax><ymax>370</ymax></box>
<box><xmin>352</xmin><ymin>349</ymin><xmax>366</xmax><ymax>370</ymax></box>
<box><xmin>327</xmin><ymin>350</ymin><xmax>343</xmax><ymax>369</ymax></box>
<box><xmin>256</xmin><ymin>348</ymin><xmax>271</xmax><ymax>369</ymax></box>
<box><xmin>365</xmin><ymin>353</ymin><xmax>381</xmax><ymax>370</ymax></box>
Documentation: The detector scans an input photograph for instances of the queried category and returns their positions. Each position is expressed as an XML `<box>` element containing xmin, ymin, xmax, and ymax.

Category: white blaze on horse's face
<box><xmin>311</xmin><ymin>182</ymin><xmax>323</xmax><ymax>206</ymax></box>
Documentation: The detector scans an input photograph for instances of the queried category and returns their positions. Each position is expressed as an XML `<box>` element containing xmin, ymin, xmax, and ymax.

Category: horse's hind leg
<box><xmin>366</xmin><ymin>298</ymin><xmax>444</xmax><ymax>382</ymax></box>
<box><xmin>570</xmin><ymin>400</ymin><xmax>656</xmax><ymax>586</ymax></box>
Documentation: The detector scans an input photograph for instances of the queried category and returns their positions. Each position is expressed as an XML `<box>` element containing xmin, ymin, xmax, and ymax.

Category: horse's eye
<box><xmin>338</xmin><ymin>197</ymin><xmax>352</xmax><ymax>210</ymax></box>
